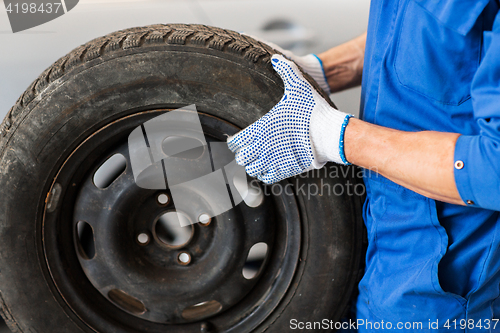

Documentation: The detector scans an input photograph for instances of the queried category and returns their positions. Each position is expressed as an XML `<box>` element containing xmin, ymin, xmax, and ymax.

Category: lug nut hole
<box><xmin>137</xmin><ymin>233</ymin><xmax>150</xmax><ymax>245</ymax></box>
<box><xmin>198</xmin><ymin>213</ymin><xmax>211</xmax><ymax>226</ymax></box>
<box><xmin>157</xmin><ymin>193</ymin><xmax>169</xmax><ymax>205</ymax></box>
<box><xmin>178</xmin><ymin>252</ymin><xmax>191</xmax><ymax>265</ymax></box>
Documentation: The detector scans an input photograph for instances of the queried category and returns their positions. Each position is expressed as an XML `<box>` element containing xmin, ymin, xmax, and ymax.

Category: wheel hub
<box><xmin>72</xmin><ymin>113</ymin><xmax>274</xmax><ymax>324</ymax></box>
<box><xmin>42</xmin><ymin>109</ymin><xmax>302</xmax><ymax>332</ymax></box>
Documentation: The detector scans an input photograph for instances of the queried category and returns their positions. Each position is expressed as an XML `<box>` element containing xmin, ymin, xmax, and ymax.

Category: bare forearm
<box><xmin>318</xmin><ymin>32</ymin><xmax>366</xmax><ymax>93</ymax></box>
<box><xmin>344</xmin><ymin>118</ymin><xmax>465</xmax><ymax>205</ymax></box>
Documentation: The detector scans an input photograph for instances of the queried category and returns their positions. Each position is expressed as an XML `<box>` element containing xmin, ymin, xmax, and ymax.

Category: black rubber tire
<box><xmin>0</xmin><ymin>24</ymin><xmax>365</xmax><ymax>333</ymax></box>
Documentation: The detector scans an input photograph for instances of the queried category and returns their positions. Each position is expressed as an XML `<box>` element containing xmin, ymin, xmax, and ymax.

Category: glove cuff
<box><xmin>310</xmin><ymin>103</ymin><xmax>353</xmax><ymax>167</ymax></box>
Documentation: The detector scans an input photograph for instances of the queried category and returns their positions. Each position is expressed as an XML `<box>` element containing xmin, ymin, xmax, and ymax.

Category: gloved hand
<box><xmin>227</xmin><ymin>54</ymin><xmax>353</xmax><ymax>184</ymax></box>
<box><xmin>244</xmin><ymin>34</ymin><xmax>331</xmax><ymax>94</ymax></box>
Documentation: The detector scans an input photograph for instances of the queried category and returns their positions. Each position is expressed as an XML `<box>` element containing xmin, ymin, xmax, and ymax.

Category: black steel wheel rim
<box><xmin>41</xmin><ymin>109</ymin><xmax>305</xmax><ymax>333</ymax></box>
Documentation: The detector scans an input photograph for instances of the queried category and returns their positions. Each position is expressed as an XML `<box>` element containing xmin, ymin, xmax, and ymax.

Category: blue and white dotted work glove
<box><xmin>266</xmin><ymin>43</ymin><xmax>331</xmax><ymax>94</ymax></box>
<box><xmin>227</xmin><ymin>54</ymin><xmax>353</xmax><ymax>184</ymax></box>
<box><xmin>244</xmin><ymin>34</ymin><xmax>331</xmax><ymax>94</ymax></box>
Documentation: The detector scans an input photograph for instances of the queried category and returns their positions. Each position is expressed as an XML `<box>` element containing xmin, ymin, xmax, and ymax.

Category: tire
<box><xmin>0</xmin><ymin>24</ymin><xmax>365</xmax><ymax>333</ymax></box>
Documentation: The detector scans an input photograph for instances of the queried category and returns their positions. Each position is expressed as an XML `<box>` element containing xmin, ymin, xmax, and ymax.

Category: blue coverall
<box><xmin>356</xmin><ymin>0</ymin><xmax>500</xmax><ymax>331</ymax></box>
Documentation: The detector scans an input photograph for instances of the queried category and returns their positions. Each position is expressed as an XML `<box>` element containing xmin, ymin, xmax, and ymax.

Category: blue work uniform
<box><xmin>357</xmin><ymin>0</ymin><xmax>500</xmax><ymax>331</ymax></box>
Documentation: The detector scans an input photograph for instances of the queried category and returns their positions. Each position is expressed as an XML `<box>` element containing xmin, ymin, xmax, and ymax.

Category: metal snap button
<box><xmin>454</xmin><ymin>160</ymin><xmax>464</xmax><ymax>170</ymax></box>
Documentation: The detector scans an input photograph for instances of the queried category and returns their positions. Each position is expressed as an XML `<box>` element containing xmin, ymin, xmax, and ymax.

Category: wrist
<box><xmin>343</xmin><ymin>118</ymin><xmax>373</xmax><ymax>167</ymax></box>
<box><xmin>310</xmin><ymin>103</ymin><xmax>353</xmax><ymax>166</ymax></box>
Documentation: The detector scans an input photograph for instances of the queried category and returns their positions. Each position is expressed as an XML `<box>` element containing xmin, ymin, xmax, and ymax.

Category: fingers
<box><xmin>235</xmin><ymin>144</ymin><xmax>260</xmax><ymax>166</ymax></box>
<box><xmin>226</xmin><ymin>55</ymin><xmax>316</xmax><ymax>186</ymax></box>
<box><xmin>257</xmin><ymin>169</ymin><xmax>282</xmax><ymax>184</ymax></box>
<box><xmin>246</xmin><ymin>155</ymin><xmax>296</xmax><ymax>185</ymax></box>
<box><xmin>227</xmin><ymin>134</ymin><xmax>243</xmax><ymax>153</ymax></box>
<box><xmin>271</xmin><ymin>54</ymin><xmax>308</xmax><ymax>90</ymax></box>
<box><xmin>245</xmin><ymin>157</ymin><xmax>267</xmax><ymax>177</ymax></box>
<box><xmin>227</xmin><ymin>120</ymin><xmax>262</xmax><ymax>153</ymax></box>
<box><xmin>236</xmin><ymin>147</ymin><xmax>278</xmax><ymax>182</ymax></box>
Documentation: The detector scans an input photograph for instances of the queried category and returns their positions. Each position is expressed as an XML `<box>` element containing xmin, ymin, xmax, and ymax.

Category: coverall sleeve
<box><xmin>454</xmin><ymin>9</ymin><xmax>500</xmax><ymax>211</ymax></box>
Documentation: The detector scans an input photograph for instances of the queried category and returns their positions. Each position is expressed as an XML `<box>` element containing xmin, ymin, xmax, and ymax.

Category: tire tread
<box><xmin>0</xmin><ymin>24</ymin><xmax>332</xmax><ymax>141</ymax></box>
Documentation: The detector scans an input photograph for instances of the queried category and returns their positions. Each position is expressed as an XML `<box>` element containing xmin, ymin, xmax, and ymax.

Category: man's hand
<box><xmin>246</xmin><ymin>32</ymin><xmax>367</xmax><ymax>95</ymax></box>
<box><xmin>265</xmin><ymin>43</ymin><xmax>331</xmax><ymax>94</ymax></box>
<box><xmin>227</xmin><ymin>54</ymin><xmax>352</xmax><ymax>184</ymax></box>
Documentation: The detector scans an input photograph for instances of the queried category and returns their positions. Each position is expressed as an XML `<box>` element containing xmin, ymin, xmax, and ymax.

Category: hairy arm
<box><xmin>318</xmin><ymin>32</ymin><xmax>367</xmax><ymax>93</ymax></box>
<box><xmin>344</xmin><ymin>119</ymin><xmax>464</xmax><ymax>205</ymax></box>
